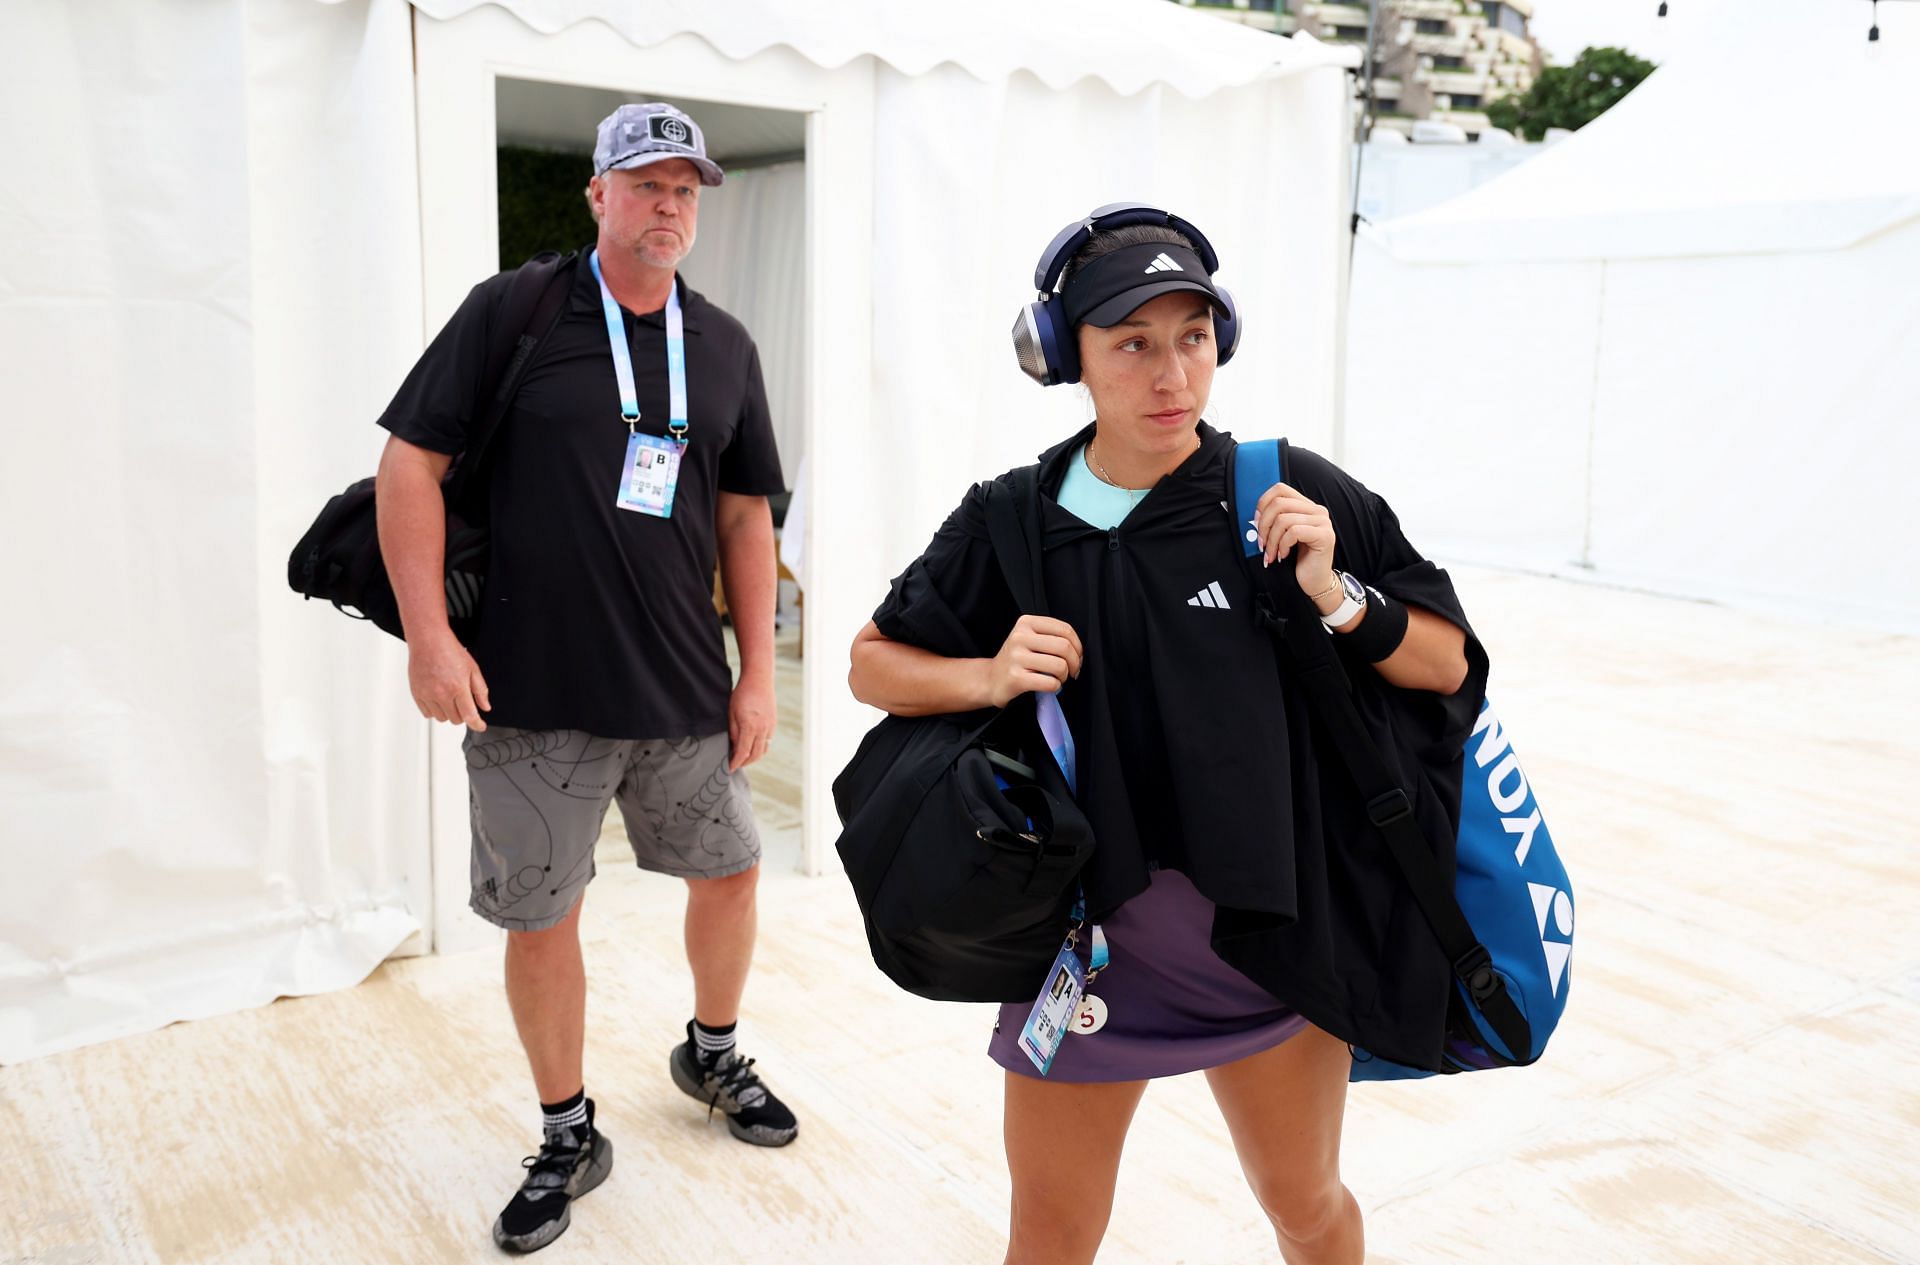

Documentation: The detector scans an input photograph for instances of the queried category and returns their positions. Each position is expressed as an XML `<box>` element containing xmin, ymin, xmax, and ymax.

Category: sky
<box><xmin>1525</xmin><ymin>0</ymin><xmax>1677</xmax><ymax>64</ymax></box>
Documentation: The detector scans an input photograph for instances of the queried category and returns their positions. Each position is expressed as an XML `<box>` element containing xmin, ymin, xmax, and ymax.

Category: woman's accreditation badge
<box><xmin>1018</xmin><ymin>938</ymin><xmax>1087</xmax><ymax>1075</ymax></box>
<box><xmin>616</xmin><ymin>432</ymin><xmax>682</xmax><ymax>518</ymax></box>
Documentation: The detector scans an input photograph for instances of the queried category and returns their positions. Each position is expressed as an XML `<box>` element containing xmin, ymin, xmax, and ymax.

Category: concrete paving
<box><xmin>3</xmin><ymin>567</ymin><xmax>1915</xmax><ymax>1264</ymax></box>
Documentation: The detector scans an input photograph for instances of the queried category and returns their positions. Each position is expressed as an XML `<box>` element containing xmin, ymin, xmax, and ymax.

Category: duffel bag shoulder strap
<box><xmin>984</xmin><ymin>465</ymin><xmax>1084</xmax><ymax>790</ymax></box>
<box><xmin>1230</xmin><ymin>438</ymin><xmax>1531</xmax><ymax>1061</ymax></box>
<box><xmin>984</xmin><ymin>466</ymin><xmax>1046</xmax><ymax>617</ymax></box>
<box><xmin>445</xmin><ymin>250</ymin><xmax>577</xmax><ymax>510</ymax></box>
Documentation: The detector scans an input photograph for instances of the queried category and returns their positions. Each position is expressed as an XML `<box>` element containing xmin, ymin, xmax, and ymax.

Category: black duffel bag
<box><xmin>287</xmin><ymin>251</ymin><xmax>575</xmax><ymax>641</ymax></box>
<box><xmin>833</xmin><ymin>472</ymin><xmax>1096</xmax><ymax>1003</ymax></box>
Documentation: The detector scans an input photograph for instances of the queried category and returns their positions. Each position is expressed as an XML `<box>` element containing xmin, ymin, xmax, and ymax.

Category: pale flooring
<box><xmin>4</xmin><ymin>570</ymin><xmax>1918</xmax><ymax>1264</ymax></box>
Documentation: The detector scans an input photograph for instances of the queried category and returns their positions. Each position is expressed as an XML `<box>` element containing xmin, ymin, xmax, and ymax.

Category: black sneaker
<box><xmin>668</xmin><ymin>1022</ymin><xmax>799</xmax><ymax>1147</ymax></box>
<box><xmin>491</xmin><ymin>1100</ymin><xmax>614</xmax><ymax>1253</ymax></box>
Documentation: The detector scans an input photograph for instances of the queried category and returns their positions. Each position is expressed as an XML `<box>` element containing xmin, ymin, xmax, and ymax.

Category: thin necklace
<box><xmin>1087</xmin><ymin>437</ymin><xmax>1149</xmax><ymax>495</ymax></box>
<box><xmin>1087</xmin><ymin>432</ymin><xmax>1199</xmax><ymax>502</ymax></box>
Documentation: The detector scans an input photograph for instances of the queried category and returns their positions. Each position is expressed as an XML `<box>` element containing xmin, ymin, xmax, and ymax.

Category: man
<box><xmin>373</xmin><ymin>103</ymin><xmax>794</xmax><ymax>1254</ymax></box>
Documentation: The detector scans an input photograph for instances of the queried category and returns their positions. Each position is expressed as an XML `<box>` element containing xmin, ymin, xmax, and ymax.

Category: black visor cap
<box><xmin>1061</xmin><ymin>242</ymin><xmax>1226</xmax><ymax>328</ymax></box>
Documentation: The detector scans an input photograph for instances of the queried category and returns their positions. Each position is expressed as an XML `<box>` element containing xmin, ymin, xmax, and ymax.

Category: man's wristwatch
<box><xmin>1319</xmin><ymin>571</ymin><xmax>1367</xmax><ymax>630</ymax></box>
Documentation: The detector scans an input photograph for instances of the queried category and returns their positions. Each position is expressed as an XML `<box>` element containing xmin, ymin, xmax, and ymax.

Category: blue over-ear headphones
<box><xmin>1011</xmin><ymin>202</ymin><xmax>1241</xmax><ymax>387</ymax></box>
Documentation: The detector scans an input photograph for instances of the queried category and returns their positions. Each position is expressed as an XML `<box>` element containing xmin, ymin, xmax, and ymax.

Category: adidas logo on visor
<box><xmin>1143</xmin><ymin>252</ymin><xmax>1184</xmax><ymax>274</ymax></box>
<box><xmin>1187</xmin><ymin>581</ymin><xmax>1231</xmax><ymax>610</ymax></box>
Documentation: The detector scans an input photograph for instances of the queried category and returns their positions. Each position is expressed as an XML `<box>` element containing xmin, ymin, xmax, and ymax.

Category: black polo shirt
<box><xmin>377</xmin><ymin>252</ymin><xmax>785</xmax><ymax>738</ymax></box>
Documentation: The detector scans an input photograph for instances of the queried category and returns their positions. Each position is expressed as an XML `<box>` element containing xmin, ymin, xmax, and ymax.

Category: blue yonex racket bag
<box><xmin>1231</xmin><ymin>439</ymin><xmax>1574</xmax><ymax>1080</ymax></box>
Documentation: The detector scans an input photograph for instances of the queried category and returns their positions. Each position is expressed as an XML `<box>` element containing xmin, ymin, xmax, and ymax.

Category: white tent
<box><xmin>0</xmin><ymin>0</ymin><xmax>1357</xmax><ymax>1061</ymax></box>
<box><xmin>1345</xmin><ymin>0</ymin><xmax>1920</xmax><ymax>632</ymax></box>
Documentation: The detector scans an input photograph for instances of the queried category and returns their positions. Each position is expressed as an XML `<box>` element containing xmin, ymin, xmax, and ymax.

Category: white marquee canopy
<box><xmin>399</xmin><ymin>0</ymin><xmax>1354</xmax><ymax>95</ymax></box>
<box><xmin>1345</xmin><ymin>0</ymin><xmax>1920</xmax><ymax>631</ymax></box>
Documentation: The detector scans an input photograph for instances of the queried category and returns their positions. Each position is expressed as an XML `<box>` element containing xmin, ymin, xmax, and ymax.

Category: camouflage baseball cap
<box><xmin>593</xmin><ymin>103</ymin><xmax>724</xmax><ymax>187</ymax></box>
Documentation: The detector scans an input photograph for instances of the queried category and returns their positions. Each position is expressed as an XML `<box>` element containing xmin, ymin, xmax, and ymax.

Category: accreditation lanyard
<box><xmin>1035</xmin><ymin>692</ymin><xmax>1099</xmax><ymax>980</ymax></box>
<box><xmin>588</xmin><ymin>249</ymin><xmax>689</xmax><ymax>445</ymax></box>
<box><xmin>1017</xmin><ymin>892</ymin><xmax>1110</xmax><ymax>1076</ymax></box>
<box><xmin>1035</xmin><ymin>693</ymin><xmax>1077</xmax><ymax>796</ymax></box>
<box><xmin>1015</xmin><ymin>694</ymin><xmax>1109</xmax><ymax>1077</ymax></box>
<box><xmin>1073</xmin><ymin>898</ymin><xmax>1111</xmax><ymax>980</ymax></box>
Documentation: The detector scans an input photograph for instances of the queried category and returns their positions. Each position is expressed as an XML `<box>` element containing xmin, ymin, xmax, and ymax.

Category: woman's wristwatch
<box><xmin>1319</xmin><ymin>571</ymin><xmax>1368</xmax><ymax>630</ymax></box>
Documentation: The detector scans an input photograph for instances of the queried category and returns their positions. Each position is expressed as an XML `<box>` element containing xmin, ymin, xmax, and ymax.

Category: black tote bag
<box><xmin>833</xmin><ymin>472</ymin><xmax>1095</xmax><ymax>1002</ymax></box>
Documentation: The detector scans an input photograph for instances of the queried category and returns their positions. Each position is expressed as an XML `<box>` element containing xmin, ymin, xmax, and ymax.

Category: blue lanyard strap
<box><xmin>1036</xmin><ymin>693</ymin><xmax>1076</xmax><ymax>796</ymax></box>
<box><xmin>1045</xmin><ymin>694</ymin><xmax>1102</xmax><ymax>973</ymax></box>
<box><xmin>588</xmin><ymin>249</ymin><xmax>689</xmax><ymax>444</ymax></box>
<box><xmin>664</xmin><ymin>282</ymin><xmax>688</xmax><ymax>444</ymax></box>
<box><xmin>1068</xmin><ymin>894</ymin><xmax>1110</xmax><ymax>977</ymax></box>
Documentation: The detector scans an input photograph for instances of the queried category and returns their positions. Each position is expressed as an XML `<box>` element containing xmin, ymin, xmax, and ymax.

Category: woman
<box><xmin>847</xmin><ymin>205</ymin><xmax>1488</xmax><ymax>1265</ymax></box>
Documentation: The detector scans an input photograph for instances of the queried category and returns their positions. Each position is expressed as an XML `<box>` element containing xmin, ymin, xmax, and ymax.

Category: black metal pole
<box><xmin>1350</xmin><ymin>0</ymin><xmax>1383</xmax><ymax>254</ymax></box>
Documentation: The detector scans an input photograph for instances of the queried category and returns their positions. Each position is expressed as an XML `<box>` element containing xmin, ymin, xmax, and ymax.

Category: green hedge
<box><xmin>497</xmin><ymin>145</ymin><xmax>598</xmax><ymax>270</ymax></box>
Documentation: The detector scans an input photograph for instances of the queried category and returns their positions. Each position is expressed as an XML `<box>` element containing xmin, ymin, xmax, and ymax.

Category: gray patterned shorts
<box><xmin>462</xmin><ymin>727</ymin><xmax>761</xmax><ymax>930</ymax></box>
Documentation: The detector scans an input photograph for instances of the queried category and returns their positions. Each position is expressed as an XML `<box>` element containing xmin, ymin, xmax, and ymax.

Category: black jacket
<box><xmin>871</xmin><ymin>421</ymin><xmax>1491</xmax><ymax>1069</ymax></box>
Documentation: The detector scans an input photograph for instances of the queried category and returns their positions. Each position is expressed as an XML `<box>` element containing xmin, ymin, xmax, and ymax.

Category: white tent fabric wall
<box><xmin>1345</xmin><ymin>253</ymin><xmax>1602</xmax><ymax>572</ymax></box>
<box><xmin>677</xmin><ymin>161</ymin><xmax>807</xmax><ymax>489</ymax></box>
<box><xmin>0</xmin><ymin>0</ymin><xmax>427</xmax><ymax>1063</ymax></box>
<box><xmin>1345</xmin><ymin>0</ymin><xmax>1920</xmax><ymax>633</ymax></box>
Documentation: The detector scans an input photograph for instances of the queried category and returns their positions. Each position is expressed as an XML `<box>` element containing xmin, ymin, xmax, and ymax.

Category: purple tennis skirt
<box><xmin>988</xmin><ymin>867</ymin><xmax>1308</xmax><ymax>1082</ymax></box>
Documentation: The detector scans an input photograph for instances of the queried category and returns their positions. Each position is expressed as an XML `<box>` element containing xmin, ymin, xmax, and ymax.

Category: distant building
<box><xmin>1174</xmin><ymin>0</ymin><xmax>1544</xmax><ymax>141</ymax></box>
<box><xmin>1166</xmin><ymin>0</ymin><xmax>1298</xmax><ymax>36</ymax></box>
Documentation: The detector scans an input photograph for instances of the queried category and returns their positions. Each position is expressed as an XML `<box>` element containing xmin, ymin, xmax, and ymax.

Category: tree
<box><xmin>1486</xmin><ymin>46</ymin><xmax>1655</xmax><ymax>141</ymax></box>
